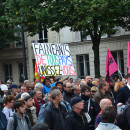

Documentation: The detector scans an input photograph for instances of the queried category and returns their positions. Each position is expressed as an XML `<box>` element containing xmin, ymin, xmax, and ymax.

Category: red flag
<box><xmin>35</xmin><ymin>60</ymin><xmax>45</xmax><ymax>82</ymax></box>
<box><xmin>105</xmin><ymin>49</ymin><xmax>119</xmax><ymax>82</ymax></box>
<box><xmin>127</xmin><ymin>42</ymin><xmax>130</xmax><ymax>74</ymax></box>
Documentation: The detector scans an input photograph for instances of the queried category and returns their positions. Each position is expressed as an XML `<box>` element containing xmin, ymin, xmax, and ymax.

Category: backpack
<box><xmin>116</xmin><ymin>105</ymin><xmax>129</xmax><ymax>130</ymax></box>
<box><xmin>13</xmin><ymin>114</ymin><xmax>30</xmax><ymax>130</ymax></box>
<box><xmin>0</xmin><ymin>112</ymin><xmax>7</xmax><ymax>130</ymax></box>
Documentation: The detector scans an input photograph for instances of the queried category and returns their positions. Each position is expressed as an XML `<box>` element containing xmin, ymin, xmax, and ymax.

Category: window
<box><xmin>111</xmin><ymin>50</ymin><xmax>124</xmax><ymax>79</ymax></box>
<box><xmin>77</xmin><ymin>55</ymin><xmax>90</xmax><ymax>78</ymax></box>
<box><xmin>4</xmin><ymin>64</ymin><xmax>13</xmax><ymax>82</ymax></box>
<box><xmin>16</xmin><ymin>25</ymin><xmax>22</xmax><ymax>47</ymax></box>
<box><xmin>19</xmin><ymin>63</ymin><xmax>24</xmax><ymax>82</ymax></box>
<box><xmin>38</xmin><ymin>28</ymin><xmax>48</xmax><ymax>43</ymax></box>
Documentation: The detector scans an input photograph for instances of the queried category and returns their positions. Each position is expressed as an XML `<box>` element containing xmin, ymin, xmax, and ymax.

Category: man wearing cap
<box><xmin>65</xmin><ymin>97</ymin><xmax>88</xmax><ymax>130</ymax></box>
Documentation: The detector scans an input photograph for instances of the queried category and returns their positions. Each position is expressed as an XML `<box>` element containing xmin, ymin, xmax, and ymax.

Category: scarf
<box><xmin>33</xmin><ymin>97</ymin><xmax>44</xmax><ymax>116</ymax></box>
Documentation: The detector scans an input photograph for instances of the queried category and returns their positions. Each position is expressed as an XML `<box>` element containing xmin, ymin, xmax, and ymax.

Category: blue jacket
<box><xmin>38</xmin><ymin>101</ymin><xmax>71</xmax><ymax>123</ymax></box>
<box><xmin>42</xmin><ymin>82</ymin><xmax>56</xmax><ymax>94</ymax></box>
<box><xmin>0</xmin><ymin>111</ymin><xmax>7</xmax><ymax>130</ymax></box>
<box><xmin>116</xmin><ymin>85</ymin><xmax>130</xmax><ymax>105</ymax></box>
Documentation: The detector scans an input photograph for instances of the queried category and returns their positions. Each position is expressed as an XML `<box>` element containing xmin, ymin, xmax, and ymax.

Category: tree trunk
<box><xmin>92</xmin><ymin>37</ymin><xmax>101</xmax><ymax>78</ymax></box>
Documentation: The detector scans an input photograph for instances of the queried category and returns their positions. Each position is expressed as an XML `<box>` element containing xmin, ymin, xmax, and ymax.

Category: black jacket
<box><xmin>65</xmin><ymin>110</ymin><xmax>89</xmax><ymax>130</ymax></box>
<box><xmin>116</xmin><ymin>85</ymin><xmax>130</xmax><ymax>104</ymax></box>
<box><xmin>81</xmin><ymin>95</ymin><xmax>98</xmax><ymax>130</ymax></box>
<box><xmin>63</xmin><ymin>90</ymin><xmax>77</xmax><ymax>104</ymax></box>
<box><xmin>44</xmin><ymin>102</ymin><xmax>67</xmax><ymax>130</ymax></box>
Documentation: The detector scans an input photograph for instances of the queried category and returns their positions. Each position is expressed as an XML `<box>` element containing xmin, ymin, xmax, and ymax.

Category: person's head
<box><xmin>79</xmin><ymin>80</ymin><xmax>87</xmax><ymax>88</ymax></box>
<box><xmin>122</xmin><ymin>78</ymin><xmax>126</xmax><ymax>84</ymax></box>
<box><xmin>34</xmin><ymin>82</ymin><xmax>43</xmax><ymax>91</ymax></box>
<box><xmin>50</xmin><ymin>77</ymin><xmax>54</xmax><ymax>84</ymax></box>
<box><xmin>92</xmin><ymin>80</ymin><xmax>98</xmax><ymax>87</ymax></box>
<box><xmin>30</xmin><ymin>81</ymin><xmax>35</xmax><ymax>89</ymax></box>
<box><xmin>100</xmin><ymin>77</ymin><xmax>105</xmax><ymax>82</ymax></box>
<box><xmin>65</xmin><ymin>82</ymin><xmax>73</xmax><ymax>93</ymax></box>
<box><xmin>24</xmin><ymin>80</ymin><xmax>30</xmax><ymax>87</ymax></box>
<box><xmin>71</xmin><ymin>97</ymin><xmax>84</xmax><ymax>112</ymax></box>
<box><xmin>43</xmin><ymin>77</ymin><xmax>51</xmax><ymax>87</ymax></box>
<box><xmin>114</xmin><ymin>81</ymin><xmax>124</xmax><ymax>92</ymax></box>
<box><xmin>74</xmin><ymin>78</ymin><xmax>81</xmax><ymax>86</ymax></box>
<box><xmin>69</xmin><ymin>78</ymin><xmax>73</xmax><ymax>83</ymax></box>
<box><xmin>126</xmin><ymin>73</ymin><xmax>130</xmax><ymax>83</ymax></box>
<box><xmin>48</xmin><ymin>92</ymin><xmax>52</xmax><ymax>102</ymax></box>
<box><xmin>110</xmin><ymin>79</ymin><xmax>115</xmax><ymax>87</ymax></box>
<box><xmin>91</xmin><ymin>86</ymin><xmax>97</xmax><ymax>97</ymax></box>
<box><xmin>4</xmin><ymin>95</ymin><xmax>15</xmax><ymax>108</ymax></box>
<box><xmin>73</xmin><ymin>85</ymin><xmax>81</xmax><ymax>96</ymax></box>
<box><xmin>85</xmin><ymin>76</ymin><xmax>92</xmax><ymax>84</ymax></box>
<box><xmin>51</xmin><ymin>89</ymin><xmax>63</xmax><ymax>103</ymax></box>
<box><xmin>115</xmin><ymin>75</ymin><xmax>120</xmax><ymax>82</ymax></box>
<box><xmin>27</xmin><ymin>86</ymin><xmax>32</xmax><ymax>92</ymax></box>
<box><xmin>56</xmin><ymin>82</ymin><xmax>63</xmax><ymax>91</ymax></box>
<box><xmin>99</xmin><ymin>99</ymin><xmax>112</xmax><ymax>110</ymax></box>
<box><xmin>34</xmin><ymin>90</ymin><xmax>43</xmax><ymax>100</ymax></box>
<box><xmin>101</xmin><ymin>106</ymin><xmax>116</xmax><ymax>124</ymax></box>
<box><xmin>21</xmin><ymin>93</ymin><xmax>33</xmax><ymax>108</ymax></box>
<box><xmin>10</xmin><ymin>84</ymin><xmax>18</xmax><ymax>92</ymax></box>
<box><xmin>21</xmin><ymin>85</ymin><xmax>28</xmax><ymax>93</ymax></box>
<box><xmin>81</xmin><ymin>86</ymin><xmax>91</xmax><ymax>97</ymax></box>
<box><xmin>14</xmin><ymin>100</ymin><xmax>25</xmax><ymax>114</ymax></box>
<box><xmin>32</xmin><ymin>123</ymin><xmax>49</xmax><ymax>130</ymax></box>
<box><xmin>99</xmin><ymin>81</ymin><xmax>109</xmax><ymax>92</ymax></box>
<box><xmin>7</xmin><ymin>79</ymin><xmax>12</xmax><ymax>85</ymax></box>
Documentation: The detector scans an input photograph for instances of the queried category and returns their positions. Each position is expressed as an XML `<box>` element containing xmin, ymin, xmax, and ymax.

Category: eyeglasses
<box><xmin>66</xmin><ymin>86</ymin><xmax>72</xmax><ymax>89</ymax></box>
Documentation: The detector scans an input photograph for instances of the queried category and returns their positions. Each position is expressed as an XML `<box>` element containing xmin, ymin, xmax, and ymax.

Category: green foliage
<box><xmin>0</xmin><ymin>0</ymin><xmax>20</xmax><ymax>48</ymax></box>
<box><xmin>4</xmin><ymin>0</ymin><xmax>130</xmax><ymax>77</ymax></box>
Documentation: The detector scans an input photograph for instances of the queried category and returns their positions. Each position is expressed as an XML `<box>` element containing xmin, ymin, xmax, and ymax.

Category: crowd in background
<box><xmin>0</xmin><ymin>74</ymin><xmax>130</xmax><ymax>130</ymax></box>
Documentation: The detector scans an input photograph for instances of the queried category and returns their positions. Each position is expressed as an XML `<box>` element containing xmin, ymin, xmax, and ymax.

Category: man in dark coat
<box><xmin>81</xmin><ymin>86</ymin><xmax>98</xmax><ymax>130</ymax></box>
<box><xmin>65</xmin><ymin>97</ymin><xmax>89</xmax><ymax>130</ymax></box>
<box><xmin>44</xmin><ymin>89</ymin><xmax>67</xmax><ymax>130</ymax></box>
<box><xmin>116</xmin><ymin>74</ymin><xmax>130</xmax><ymax>105</ymax></box>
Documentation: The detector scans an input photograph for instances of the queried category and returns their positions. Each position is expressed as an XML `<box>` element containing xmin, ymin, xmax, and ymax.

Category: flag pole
<box><xmin>118</xmin><ymin>69</ymin><xmax>123</xmax><ymax>79</ymax></box>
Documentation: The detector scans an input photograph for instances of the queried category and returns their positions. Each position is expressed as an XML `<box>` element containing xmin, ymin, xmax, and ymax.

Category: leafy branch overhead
<box><xmin>4</xmin><ymin>0</ymin><xmax>130</xmax><ymax>77</ymax></box>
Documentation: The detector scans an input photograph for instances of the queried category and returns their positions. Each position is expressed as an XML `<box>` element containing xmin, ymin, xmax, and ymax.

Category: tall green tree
<box><xmin>5</xmin><ymin>0</ymin><xmax>130</xmax><ymax>77</ymax></box>
<box><xmin>0</xmin><ymin>0</ymin><xmax>20</xmax><ymax>48</ymax></box>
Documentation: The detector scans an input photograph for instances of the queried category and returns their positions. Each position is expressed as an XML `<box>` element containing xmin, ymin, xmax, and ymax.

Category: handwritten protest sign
<box><xmin>32</xmin><ymin>43</ymin><xmax>75</xmax><ymax>76</ymax></box>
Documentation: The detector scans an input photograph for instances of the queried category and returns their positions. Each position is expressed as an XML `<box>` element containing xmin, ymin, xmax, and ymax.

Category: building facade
<box><xmin>0</xmin><ymin>27</ymin><xmax>130</xmax><ymax>83</ymax></box>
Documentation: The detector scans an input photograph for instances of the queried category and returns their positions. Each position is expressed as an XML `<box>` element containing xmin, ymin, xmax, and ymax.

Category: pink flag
<box><xmin>105</xmin><ymin>49</ymin><xmax>119</xmax><ymax>82</ymax></box>
<box><xmin>127</xmin><ymin>42</ymin><xmax>130</xmax><ymax>74</ymax></box>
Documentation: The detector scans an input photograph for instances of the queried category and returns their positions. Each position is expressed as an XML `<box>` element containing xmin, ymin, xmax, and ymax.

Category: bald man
<box><xmin>95</xmin><ymin>99</ymin><xmax>113</xmax><ymax>128</ymax></box>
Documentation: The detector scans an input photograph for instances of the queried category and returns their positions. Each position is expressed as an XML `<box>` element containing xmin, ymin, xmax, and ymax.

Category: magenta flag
<box><xmin>127</xmin><ymin>42</ymin><xmax>130</xmax><ymax>74</ymax></box>
<box><xmin>105</xmin><ymin>49</ymin><xmax>119</xmax><ymax>82</ymax></box>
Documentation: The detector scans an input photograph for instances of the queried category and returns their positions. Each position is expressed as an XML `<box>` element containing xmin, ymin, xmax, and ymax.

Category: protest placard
<box><xmin>32</xmin><ymin>43</ymin><xmax>75</xmax><ymax>76</ymax></box>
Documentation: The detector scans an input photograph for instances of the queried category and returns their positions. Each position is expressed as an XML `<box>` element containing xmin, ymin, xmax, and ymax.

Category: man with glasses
<box><xmin>63</xmin><ymin>82</ymin><xmax>77</xmax><ymax>104</ymax></box>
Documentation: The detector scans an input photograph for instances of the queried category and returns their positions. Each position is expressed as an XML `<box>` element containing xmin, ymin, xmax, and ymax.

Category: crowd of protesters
<box><xmin>0</xmin><ymin>74</ymin><xmax>130</xmax><ymax>130</ymax></box>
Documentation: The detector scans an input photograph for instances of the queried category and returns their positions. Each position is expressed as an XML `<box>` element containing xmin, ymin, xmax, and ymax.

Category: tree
<box><xmin>0</xmin><ymin>0</ymin><xmax>20</xmax><ymax>48</ymax></box>
<box><xmin>5</xmin><ymin>0</ymin><xmax>130</xmax><ymax>77</ymax></box>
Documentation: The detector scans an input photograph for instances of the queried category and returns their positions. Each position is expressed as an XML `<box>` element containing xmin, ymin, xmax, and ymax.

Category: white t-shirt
<box><xmin>2</xmin><ymin>107</ymin><xmax>13</xmax><ymax>121</ymax></box>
